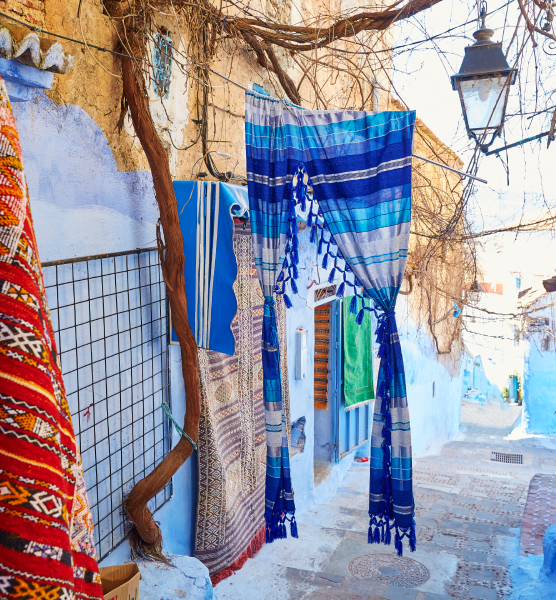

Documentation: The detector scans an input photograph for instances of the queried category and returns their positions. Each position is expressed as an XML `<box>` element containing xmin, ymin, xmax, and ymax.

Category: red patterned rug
<box><xmin>520</xmin><ymin>473</ymin><xmax>556</xmax><ymax>555</ymax></box>
<box><xmin>0</xmin><ymin>77</ymin><xmax>103</xmax><ymax>600</ymax></box>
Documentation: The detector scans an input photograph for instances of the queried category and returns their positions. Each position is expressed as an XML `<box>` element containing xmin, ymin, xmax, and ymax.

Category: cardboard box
<box><xmin>100</xmin><ymin>564</ymin><xmax>141</xmax><ymax>600</ymax></box>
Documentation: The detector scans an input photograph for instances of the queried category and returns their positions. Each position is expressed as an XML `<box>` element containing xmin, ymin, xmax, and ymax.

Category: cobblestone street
<box><xmin>215</xmin><ymin>402</ymin><xmax>556</xmax><ymax>599</ymax></box>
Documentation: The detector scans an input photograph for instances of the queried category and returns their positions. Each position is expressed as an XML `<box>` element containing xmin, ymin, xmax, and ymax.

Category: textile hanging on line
<box><xmin>173</xmin><ymin>181</ymin><xmax>249</xmax><ymax>356</ymax></box>
<box><xmin>0</xmin><ymin>77</ymin><xmax>103</xmax><ymax>600</ymax></box>
<box><xmin>245</xmin><ymin>100</ymin><xmax>298</xmax><ymax>543</ymax></box>
<box><xmin>245</xmin><ymin>90</ymin><xmax>416</xmax><ymax>555</ymax></box>
<box><xmin>194</xmin><ymin>223</ymin><xmax>291</xmax><ymax>583</ymax></box>
<box><xmin>343</xmin><ymin>295</ymin><xmax>374</xmax><ymax>411</ymax></box>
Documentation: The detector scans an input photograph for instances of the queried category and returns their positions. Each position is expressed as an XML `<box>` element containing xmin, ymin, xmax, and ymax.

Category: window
<box><xmin>153</xmin><ymin>33</ymin><xmax>173</xmax><ymax>99</ymax></box>
<box><xmin>514</xmin><ymin>327</ymin><xmax>520</xmax><ymax>346</ymax></box>
<box><xmin>315</xmin><ymin>284</ymin><xmax>337</xmax><ymax>303</ymax></box>
<box><xmin>516</xmin><ymin>275</ymin><xmax>522</xmax><ymax>291</ymax></box>
<box><xmin>529</xmin><ymin>317</ymin><xmax>550</xmax><ymax>332</ymax></box>
<box><xmin>542</xmin><ymin>336</ymin><xmax>551</xmax><ymax>352</ymax></box>
<box><xmin>432</xmin><ymin>381</ymin><xmax>436</xmax><ymax>398</ymax></box>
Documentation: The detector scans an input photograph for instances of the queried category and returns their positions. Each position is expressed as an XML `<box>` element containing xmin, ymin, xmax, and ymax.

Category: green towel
<box><xmin>343</xmin><ymin>296</ymin><xmax>374</xmax><ymax>409</ymax></box>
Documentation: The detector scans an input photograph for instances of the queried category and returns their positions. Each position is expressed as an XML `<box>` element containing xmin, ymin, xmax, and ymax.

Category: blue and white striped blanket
<box><xmin>245</xmin><ymin>91</ymin><xmax>416</xmax><ymax>553</ymax></box>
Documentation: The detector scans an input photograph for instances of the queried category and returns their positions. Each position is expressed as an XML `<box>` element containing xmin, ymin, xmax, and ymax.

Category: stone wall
<box><xmin>1</xmin><ymin>0</ymin><xmax>45</xmax><ymax>27</ymax></box>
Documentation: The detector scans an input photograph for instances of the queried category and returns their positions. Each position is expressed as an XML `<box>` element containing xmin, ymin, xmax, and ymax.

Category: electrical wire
<box><xmin>0</xmin><ymin>10</ymin><xmax>137</xmax><ymax>60</ymax></box>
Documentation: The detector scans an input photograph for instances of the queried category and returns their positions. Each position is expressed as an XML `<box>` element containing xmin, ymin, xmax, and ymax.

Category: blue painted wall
<box><xmin>522</xmin><ymin>297</ymin><xmax>556</xmax><ymax>434</ymax></box>
<box><xmin>13</xmin><ymin>90</ymin><xmax>197</xmax><ymax>563</ymax></box>
<box><xmin>395</xmin><ymin>297</ymin><xmax>462</xmax><ymax>456</ymax></box>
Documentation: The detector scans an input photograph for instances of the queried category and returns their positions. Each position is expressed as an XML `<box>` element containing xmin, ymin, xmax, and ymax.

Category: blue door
<box><xmin>329</xmin><ymin>299</ymin><xmax>371</xmax><ymax>462</ymax></box>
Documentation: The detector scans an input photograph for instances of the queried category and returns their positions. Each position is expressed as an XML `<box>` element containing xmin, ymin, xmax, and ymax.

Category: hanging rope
<box><xmin>161</xmin><ymin>402</ymin><xmax>197</xmax><ymax>450</ymax></box>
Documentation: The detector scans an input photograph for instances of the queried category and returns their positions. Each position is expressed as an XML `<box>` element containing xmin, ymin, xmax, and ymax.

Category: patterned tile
<box><xmin>519</xmin><ymin>473</ymin><xmax>556</xmax><ymax>555</ymax></box>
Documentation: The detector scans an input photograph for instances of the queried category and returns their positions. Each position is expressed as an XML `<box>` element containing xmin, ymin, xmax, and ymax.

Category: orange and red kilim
<box><xmin>0</xmin><ymin>76</ymin><xmax>103</xmax><ymax>600</ymax></box>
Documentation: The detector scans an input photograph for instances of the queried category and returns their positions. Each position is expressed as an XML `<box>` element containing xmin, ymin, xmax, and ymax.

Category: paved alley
<box><xmin>214</xmin><ymin>402</ymin><xmax>556</xmax><ymax>599</ymax></box>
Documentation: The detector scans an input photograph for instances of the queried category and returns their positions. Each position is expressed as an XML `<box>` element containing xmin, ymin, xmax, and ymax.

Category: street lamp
<box><xmin>451</xmin><ymin>7</ymin><xmax>517</xmax><ymax>152</ymax></box>
<box><xmin>468</xmin><ymin>279</ymin><xmax>482</xmax><ymax>304</ymax></box>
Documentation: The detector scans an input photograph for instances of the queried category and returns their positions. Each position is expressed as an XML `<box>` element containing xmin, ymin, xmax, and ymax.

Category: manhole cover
<box><xmin>491</xmin><ymin>451</ymin><xmax>523</xmax><ymax>464</ymax></box>
<box><xmin>348</xmin><ymin>553</ymin><xmax>430</xmax><ymax>588</ymax></box>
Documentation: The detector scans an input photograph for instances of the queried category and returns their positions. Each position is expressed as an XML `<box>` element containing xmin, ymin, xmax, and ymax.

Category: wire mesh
<box><xmin>42</xmin><ymin>248</ymin><xmax>172</xmax><ymax>562</ymax></box>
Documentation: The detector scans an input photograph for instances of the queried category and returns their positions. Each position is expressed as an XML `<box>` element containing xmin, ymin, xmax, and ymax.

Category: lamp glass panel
<box><xmin>459</xmin><ymin>75</ymin><xmax>509</xmax><ymax>131</ymax></box>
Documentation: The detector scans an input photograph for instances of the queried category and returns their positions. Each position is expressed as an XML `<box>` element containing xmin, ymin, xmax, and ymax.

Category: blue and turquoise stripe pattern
<box><xmin>245</xmin><ymin>90</ymin><xmax>416</xmax><ymax>553</ymax></box>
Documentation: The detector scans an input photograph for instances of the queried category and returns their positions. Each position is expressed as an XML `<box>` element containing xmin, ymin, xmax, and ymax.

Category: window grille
<box><xmin>315</xmin><ymin>284</ymin><xmax>337</xmax><ymax>303</ymax></box>
<box><xmin>529</xmin><ymin>317</ymin><xmax>550</xmax><ymax>332</ymax></box>
<box><xmin>153</xmin><ymin>33</ymin><xmax>173</xmax><ymax>99</ymax></box>
<box><xmin>42</xmin><ymin>248</ymin><xmax>172</xmax><ymax>562</ymax></box>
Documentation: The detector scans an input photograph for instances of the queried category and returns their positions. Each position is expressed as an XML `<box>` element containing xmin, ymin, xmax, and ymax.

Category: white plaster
<box><xmin>124</xmin><ymin>41</ymin><xmax>190</xmax><ymax>176</ymax></box>
<box><xmin>138</xmin><ymin>554</ymin><xmax>216</xmax><ymax>600</ymax></box>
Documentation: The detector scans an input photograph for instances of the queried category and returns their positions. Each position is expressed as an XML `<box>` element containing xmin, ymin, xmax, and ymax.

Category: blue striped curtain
<box><xmin>245</xmin><ymin>91</ymin><xmax>416</xmax><ymax>554</ymax></box>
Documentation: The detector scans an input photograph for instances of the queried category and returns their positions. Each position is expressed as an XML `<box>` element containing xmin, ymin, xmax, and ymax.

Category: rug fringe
<box><xmin>210</xmin><ymin>526</ymin><xmax>266</xmax><ymax>586</ymax></box>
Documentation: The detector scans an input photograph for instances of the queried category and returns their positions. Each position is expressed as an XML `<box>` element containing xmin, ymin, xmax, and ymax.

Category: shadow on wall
<box><xmin>12</xmin><ymin>90</ymin><xmax>158</xmax><ymax>262</ymax></box>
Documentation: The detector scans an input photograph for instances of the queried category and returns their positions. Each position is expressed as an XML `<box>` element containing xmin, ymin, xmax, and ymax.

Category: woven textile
<box><xmin>0</xmin><ymin>78</ymin><xmax>103</xmax><ymax>600</ymax></box>
<box><xmin>343</xmin><ymin>296</ymin><xmax>374</xmax><ymax>410</ymax></box>
<box><xmin>245</xmin><ymin>90</ymin><xmax>416</xmax><ymax>554</ymax></box>
<box><xmin>194</xmin><ymin>223</ymin><xmax>290</xmax><ymax>582</ymax></box>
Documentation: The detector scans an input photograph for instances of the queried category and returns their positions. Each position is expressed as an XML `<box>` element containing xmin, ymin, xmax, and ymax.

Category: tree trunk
<box><xmin>117</xmin><ymin>34</ymin><xmax>201</xmax><ymax>551</ymax></box>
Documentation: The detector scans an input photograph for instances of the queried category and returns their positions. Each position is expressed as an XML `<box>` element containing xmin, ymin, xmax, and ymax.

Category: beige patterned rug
<box><xmin>194</xmin><ymin>222</ymin><xmax>290</xmax><ymax>583</ymax></box>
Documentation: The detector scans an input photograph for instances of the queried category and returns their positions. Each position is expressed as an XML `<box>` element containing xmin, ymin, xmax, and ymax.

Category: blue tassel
<box><xmin>292</xmin><ymin>230</ymin><xmax>299</xmax><ymax>246</ymax></box>
<box><xmin>310</xmin><ymin>225</ymin><xmax>316</xmax><ymax>243</ymax></box>
<box><xmin>381</xmin><ymin>524</ymin><xmax>385</xmax><ymax>543</ymax></box>
<box><xmin>283</xmin><ymin>294</ymin><xmax>293</xmax><ymax>309</ymax></box>
<box><xmin>356</xmin><ymin>309</ymin><xmax>365</xmax><ymax>325</ymax></box>
<box><xmin>385</xmin><ymin>524</ymin><xmax>392</xmax><ymax>545</ymax></box>
<box><xmin>328</xmin><ymin>268</ymin><xmax>336</xmax><ymax>283</ymax></box>
<box><xmin>291</xmin><ymin>278</ymin><xmax>298</xmax><ymax>294</ymax></box>
<box><xmin>337</xmin><ymin>282</ymin><xmax>345</xmax><ymax>298</ymax></box>
<box><xmin>307</xmin><ymin>211</ymin><xmax>313</xmax><ymax>228</ymax></box>
<box><xmin>368</xmin><ymin>524</ymin><xmax>373</xmax><ymax>544</ymax></box>
<box><xmin>292</xmin><ymin>264</ymin><xmax>299</xmax><ymax>279</ymax></box>
<box><xmin>373</xmin><ymin>525</ymin><xmax>381</xmax><ymax>544</ymax></box>
<box><xmin>291</xmin><ymin>517</ymin><xmax>299</xmax><ymax>538</ymax></box>
<box><xmin>349</xmin><ymin>295</ymin><xmax>358</xmax><ymax>314</ymax></box>
<box><xmin>322</xmin><ymin>253</ymin><xmax>328</xmax><ymax>269</ymax></box>
<box><xmin>410</xmin><ymin>520</ymin><xmax>417</xmax><ymax>552</ymax></box>
<box><xmin>395</xmin><ymin>530</ymin><xmax>402</xmax><ymax>556</ymax></box>
<box><xmin>410</xmin><ymin>530</ymin><xmax>416</xmax><ymax>552</ymax></box>
<box><xmin>386</xmin><ymin>412</ymin><xmax>392</xmax><ymax>430</ymax></box>
<box><xmin>318</xmin><ymin>237</ymin><xmax>323</xmax><ymax>255</ymax></box>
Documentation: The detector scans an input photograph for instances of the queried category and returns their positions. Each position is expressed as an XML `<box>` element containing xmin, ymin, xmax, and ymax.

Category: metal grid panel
<box><xmin>42</xmin><ymin>248</ymin><xmax>172</xmax><ymax>562</ymax></box>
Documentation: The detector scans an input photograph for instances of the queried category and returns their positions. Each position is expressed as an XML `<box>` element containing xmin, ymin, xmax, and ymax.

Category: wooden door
<box><xmin>314</xmin><ymin>303</ymin><xmax>331</xmax><ymax>410</ymax></box>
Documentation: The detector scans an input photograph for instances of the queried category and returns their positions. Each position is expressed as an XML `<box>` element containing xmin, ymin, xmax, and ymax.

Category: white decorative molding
<box><xmin>0</xmin><ymin>28</ymin><xmax>74</xmax><ymax>74</ymax></box>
